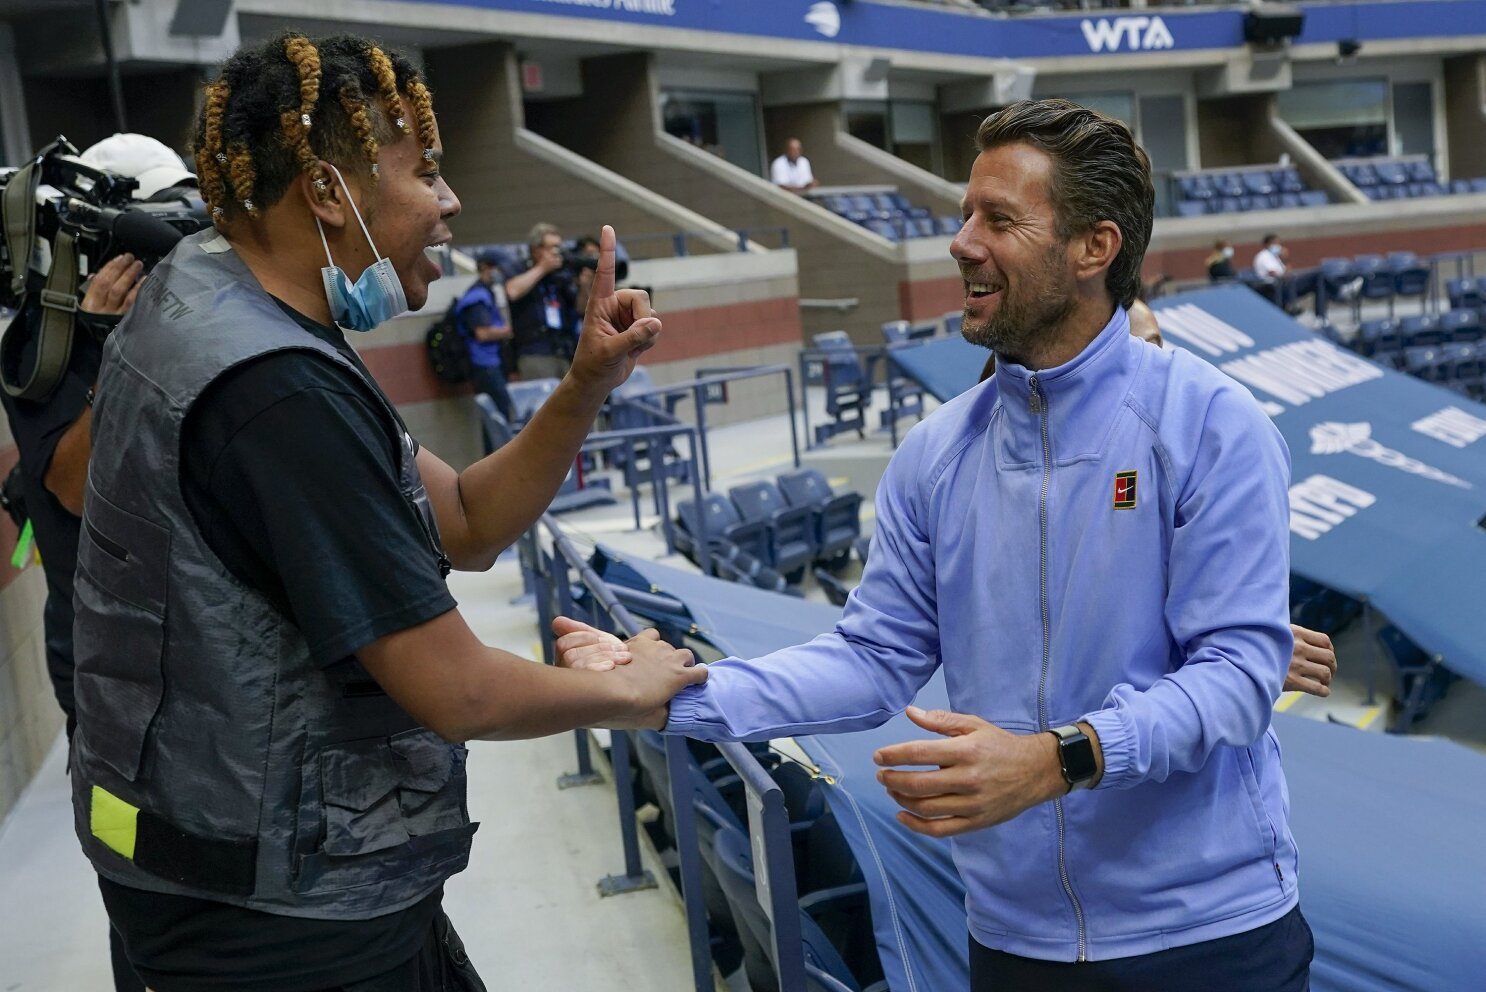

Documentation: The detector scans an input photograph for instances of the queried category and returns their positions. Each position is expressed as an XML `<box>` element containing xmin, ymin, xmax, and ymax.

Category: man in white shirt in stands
<box><xmin>771</xmin><ymin>138</ymin><xmax>818</xmax><ymax>193</ymax></box>
<box><xmin>1253</xmin><ymin>232</ymin><xmax>1288</xmax><ymax>279</ymax></box>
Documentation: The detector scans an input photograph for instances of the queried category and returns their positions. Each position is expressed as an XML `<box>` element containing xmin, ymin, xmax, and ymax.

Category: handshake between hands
<box><xmin>552</xmin><ymin>616</ymin><xmax>1074</xmax><ymax>838</ymax></box>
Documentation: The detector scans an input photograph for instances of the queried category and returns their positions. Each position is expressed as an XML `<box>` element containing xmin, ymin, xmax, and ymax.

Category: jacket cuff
<box><xmin>1084</xmin><ymin>708</ymin><xmax>1135</xmax><ymax>791</ymax></box>
<box><xmin>664</xmin><ymin>681</ymin><xmax>713</xmax><ymax>736</ymax></box>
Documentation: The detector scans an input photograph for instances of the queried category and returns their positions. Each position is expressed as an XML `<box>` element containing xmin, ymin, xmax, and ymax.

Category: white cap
<box><xmin>78</xmin><ymin>132</ymin><xmax>196</xmax><ymax>199</ymax></box>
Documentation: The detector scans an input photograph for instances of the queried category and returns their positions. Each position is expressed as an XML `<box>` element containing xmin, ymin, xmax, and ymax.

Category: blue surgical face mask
<box><xmin>315</xmin><ymin>163</ymin><xmax>408</xmax><ymax>332</ymax></box>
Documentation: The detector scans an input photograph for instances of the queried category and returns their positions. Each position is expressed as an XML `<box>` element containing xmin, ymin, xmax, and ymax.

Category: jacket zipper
<box><xmin>1030</xmin><ymin>374</ymin><xmax>1089</xmax><ymax>963</ymax></box>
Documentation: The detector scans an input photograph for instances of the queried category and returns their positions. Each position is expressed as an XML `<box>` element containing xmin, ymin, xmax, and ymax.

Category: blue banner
<box><xmin>395</xmin><ymin>0</ymin><xmax>1483</xmax><ymax>60</ymax></box>
<box><xmin>1150</xmin><ymin>287</ymin><xmax>1486</xmax><ymax>689</ymax></box>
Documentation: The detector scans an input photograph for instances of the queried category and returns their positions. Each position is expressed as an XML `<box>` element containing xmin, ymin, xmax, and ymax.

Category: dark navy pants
<box><xmin>970</xmin><ymin>904</ymin><xmax>1313</xmax><ymax>992</ymax></box>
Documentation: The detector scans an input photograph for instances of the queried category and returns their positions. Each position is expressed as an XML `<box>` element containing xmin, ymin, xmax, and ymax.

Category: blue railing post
<box><xmin>664</xmin><ymin>735</ymin><xmax>716</xmax><ymax>992</ymax></box>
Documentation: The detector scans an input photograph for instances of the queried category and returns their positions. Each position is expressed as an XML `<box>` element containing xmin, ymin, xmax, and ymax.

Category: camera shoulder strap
<box><xmin>2</xmin><ymin>157</ymin><xmax>40</xmax><ymax>299</ymax></box>
<box><xmin>0</xmin><ymin>227</ymin><xmax>80</xmax><ymax>402</ymax></box>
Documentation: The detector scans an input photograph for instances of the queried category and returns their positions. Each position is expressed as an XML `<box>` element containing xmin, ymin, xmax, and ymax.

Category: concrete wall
<box><xmin>0</xmin><ymin>425</ymin><xmax>65</xmax><ymax>824</ymax></box>
<box><xmin>425</xmin><ymin>42</ymin><xmax>732</xmax><ymax>258</ymax></box>
<box><xmin>1443</xmin><ymin>55</ymin><xmax>1486</xmax><ymax>181</ymax></box>
<box><xmin>1197</xmin><ymin>95</ymin><xmax>1281</xmax><ymax>168</ymax></box>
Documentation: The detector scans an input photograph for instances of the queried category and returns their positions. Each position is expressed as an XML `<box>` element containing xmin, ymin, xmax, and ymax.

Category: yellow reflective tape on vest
<box><xmin>90</xmin><ymin>785</ymin><xmax>140</xmax><ymax>860</ymax></box>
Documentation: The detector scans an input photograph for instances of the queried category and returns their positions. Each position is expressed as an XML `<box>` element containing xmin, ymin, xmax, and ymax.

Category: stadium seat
<box><xmin>729</xmin><ymin>481</ymin><xmax>816</xmax><ymax>580</ymax></box>
<box><xmin>1442</xmin><ymin>309</ymin><xmax>1483</xmax><ymax>343</ymax></box>
<box><xmin>811</xmin><ymin>331</ymin><xmax>873</xmax><ymax>445</ymax></box>
<box><xmin>1355</xmin><ymin>319</ymin><xmax>1401</xmax><ymax>357</ymax></box>
<box><xmin>777</xmin><ymin>468</ymin><xmax>863</xmax><ymax>569</ymax></box>
<box><xmin>1213</xmin><ymin>173</ymin><xmax>1244</xmax><ymax>198</ymax></box>
<box><xmin>1471</xmin><ymin>177</ymin><xmax>1486</xmax><ymax>194</ymax></box>
<box><xmin>1400</xmin><ymin>314</ymin><xmax>1446</xmax><ymax>348</ymax></box>
<box><xmin>1406</xmin><ymin>159</ymin><xmax>1436</xmax><ymax>183</ymax></box>
<box><xmin>1277</xmin><ymin>193</ymin><xmax>1301</xmax><ymax>209</ymax></box>
<box><xmin>942</xmin><ymin>311</ymin><xmax>963</xmax><ymax>339</ymax></box>
<box><xmin>1276</xmin><ymin>169</ymin><xmax>1306</xmax><ymax>194</ymax></box>
<box><xmin>1298</xmin><ymin>190</ymin><xmax>1329</xmax><ymax>207</ymax></box>
<box><xmin>1446</xmin><ymin>277</ymin><xmax>1484</xmax><ymax>310</ymax></box>
<box><xmin>1241</xmin><ymin>171</ymin><xmax>1276</xmax><ymax>196</ymax></box>
<box><xmin>866</xmin><ymin>219</ymin><xmax>900</xmax><ymax>242</ymax></box>
<box><xmin>1404</xmin><ymin>345</ymin><xmax>1450</xmax><ymax>382</ymax></box>
<box><xmin>507</xmin><ymin>378</ymin><xmax>561</xmax><ymax>424</ymax></box>
<box><xmin>1450</xmin><ymin>179</ymin><xmax>1475</xmax><ymax>195</ymax></box>
<box><xmin>1175</xmin><ymin>200</ymin><xmax>1207</xmax><ymax>218</ymax></box>
<box><xmin>711</xmin><ymin>825</ymin><xmax>886</xmax><ymax>992</ymax></box>
<box><xmin>813</xmin><ymin>567</ymin><xmax>852</xmax><ymax>608</ymax></box>
<box><xmin>676</xmin><ymin>493</ymin><xmax>772</xmax><ymax>565</ymax></box>
<box><xmin>937</xmin><ymin>215</ymin><xmax>962</xmax><ymax>235</ymax></box>
<box><xmin>1376</xmin><ymin>624</ymin><xmax>1457</xmax><ymax>730</ymax></box>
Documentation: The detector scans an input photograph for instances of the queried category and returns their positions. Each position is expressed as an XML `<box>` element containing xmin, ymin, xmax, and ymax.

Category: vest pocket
<box><xmin>298</xmin><ymin>730</ymin><xmax>472</xmax><ymax>891</ymax></box>
<box><xmin>72</xmin><ymin>495</ymin><xmax>172</xmax><ymax>783</ymax></box>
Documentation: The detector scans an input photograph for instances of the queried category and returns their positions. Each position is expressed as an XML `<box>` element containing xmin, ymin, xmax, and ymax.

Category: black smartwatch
<box><xmin>1049</xmin><ymin>724</ymin><xmax>1098</xmax><ymax>790</ymax></box>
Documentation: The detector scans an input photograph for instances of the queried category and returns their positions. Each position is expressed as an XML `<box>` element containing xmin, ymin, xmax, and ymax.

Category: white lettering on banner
<box><xmin>805</xmin><ymin>1</ymin><xmax>840</xmax><ymax>38</ymax></box>
<box><xmin>1221</xmin><ymin>340</ymin><xmax>1383</xmax><ymax>407</ymax></box>
<box><xmin>531</xmin><ymin>0</ymin><xmax>677</xmax><ymax>14</ymax></box>
<box><xmin>1155</xmin><ymin>304</ymin><xmax>1255</xmax><ymax>356</ymax></box>
<box><xmin>1289</xmin><ymin>474</ymin><xmax>1376</xmax><ymax>541</ymax></box>
<box><xmin>1411</xmin><ymin>406</ymin><xmax>1486</xmax><ymax>449</ymax></box>
<box><xmin>1310</xmin><ymin>421</ymin><xmax>1473</xmax><ymax>489</ymax></box>
<box><xmin>1080</xmin><ymin>16</ymin><xmax>1174</xmax><ymax>53</ymax></box>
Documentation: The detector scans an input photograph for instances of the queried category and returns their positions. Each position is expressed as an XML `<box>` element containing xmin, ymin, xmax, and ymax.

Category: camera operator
<box><xmin>0</xmin><ymin>130</ymin><xmax>192</xmax><ymax>992</ymax></box>
<box><xmin>503</xmin><ymin>221</ymin><xmax>579</xmax><ymax>380</ymax></box>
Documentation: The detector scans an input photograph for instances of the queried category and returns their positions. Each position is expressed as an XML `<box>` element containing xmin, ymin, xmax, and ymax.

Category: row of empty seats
<box><xmin>1335</xmin><ymin>155</ymin><xmax>1486</xmax><ymax>201</ymax></box>
<box><xmin>1174</xmin><ymin>166</ymin><xmax>1327</xmax><ymax>216</ymax></box>
<box><xmin>811</xmin><ymin>189</ymin><xmax>959</xmax><ymax>242</ymax></box>
<box><xmin>675</xmin><ymin>469</ymin><xmax>865</xmax><ymax>591</ymax></box>
<box><xmin>625</xmin><ymin>730</ymin><xmax>886</xmax><ymax>992</ymax></box>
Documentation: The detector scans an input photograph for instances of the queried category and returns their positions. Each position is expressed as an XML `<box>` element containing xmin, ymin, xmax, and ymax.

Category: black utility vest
<box><xmin>71</xmin><ymin>230</ymin><xmax>475</xmax><ymax>919</ymax></box>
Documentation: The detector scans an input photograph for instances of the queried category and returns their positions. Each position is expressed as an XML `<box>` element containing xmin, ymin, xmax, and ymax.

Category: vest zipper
<box><xmin>1030</xmin><ymin>373</ymin><xmax>1089</xmax><ymax>963</ymax></box>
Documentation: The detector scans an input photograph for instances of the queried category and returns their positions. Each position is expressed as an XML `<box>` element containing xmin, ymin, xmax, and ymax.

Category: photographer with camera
<box><xmin>0</xmin><ymin>130</ymin><xmax>194</xmax><ymax>992</ymax></box>
<box><xmin>68</xmin><ymin>33</ymin><xmax>698</xmax><ymax>992</ymax></box>
<box><xmin>503</xmin><ymin>221</ymin><xmax>580</xmax><ymax>380</ymax></box>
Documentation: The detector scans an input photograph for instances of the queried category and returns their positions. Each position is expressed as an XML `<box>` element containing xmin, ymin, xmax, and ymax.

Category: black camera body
<box><xmin>560</xmin><ymin>247</ymin><xmax>629</xmax><ymax>283</ymax></box>
<box><xmin>0</xmin><ymin>136</ymin><xmax>209</xmax><ymax>310</ymax></box>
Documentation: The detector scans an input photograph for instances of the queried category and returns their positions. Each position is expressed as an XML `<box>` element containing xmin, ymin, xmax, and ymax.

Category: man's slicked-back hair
<box><xmin>192</xmin><ymin>33</ymin><xmax>436</xmax><ymax>223</ymax></box>
<box><xmin>976</xmin><ymin>99</ymin><xmax>1154</xmax><ymax>308</ymax></box>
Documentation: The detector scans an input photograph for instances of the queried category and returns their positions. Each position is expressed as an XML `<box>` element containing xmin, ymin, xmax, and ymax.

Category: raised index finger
<box><xmin>592</xmin><ymin>224</ymin><xmax>616</xmax><ymax>302</ymax></box>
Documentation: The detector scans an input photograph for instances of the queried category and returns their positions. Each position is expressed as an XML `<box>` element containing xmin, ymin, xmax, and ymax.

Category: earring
<box><xmin>301</xmin><ymin>113</ymin><xmax>312</xmax><ymax>127</ymax></box>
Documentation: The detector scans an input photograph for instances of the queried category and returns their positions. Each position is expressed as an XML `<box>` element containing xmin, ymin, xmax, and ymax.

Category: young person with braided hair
<box><xmin>71</xmin><ymin>33</ymin><xmax>702</xmax><ymax>992</ymax></box>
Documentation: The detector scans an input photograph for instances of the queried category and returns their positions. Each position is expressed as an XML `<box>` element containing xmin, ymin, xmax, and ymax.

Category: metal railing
<box><xmin>524</xmin><ymin>513</ymin><xmax>818</xmax><ymax>992</ymax></box>
<box><xmin>616</xmin><ymin>364</ymin><xmax>801</xmax><ymax>487</ymax></box>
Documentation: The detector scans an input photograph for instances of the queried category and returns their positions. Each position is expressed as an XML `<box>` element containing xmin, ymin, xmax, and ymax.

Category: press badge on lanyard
<box><xmin>543</xmin><ymin>290</ymin><xmax>563</xmax><ymax>331</ymax></box>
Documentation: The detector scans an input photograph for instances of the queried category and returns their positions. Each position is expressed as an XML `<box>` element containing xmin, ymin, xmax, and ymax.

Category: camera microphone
<box><xmin>65</xmin><ymin>197</ymin><xmax>185</xmax><ymax>260</ymax></box>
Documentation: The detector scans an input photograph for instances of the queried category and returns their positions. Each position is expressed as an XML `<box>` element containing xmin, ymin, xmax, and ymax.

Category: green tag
<box><xmin>10</xmin><ymin>519</ymin><xmax>33</xmax><ymax>570</ymax></box>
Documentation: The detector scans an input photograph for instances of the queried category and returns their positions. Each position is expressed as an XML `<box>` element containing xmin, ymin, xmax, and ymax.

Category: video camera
<box><xmin>0</xmin><ymin>135</ymin><xmax>210</xmax><ymax>312</ymax></box>
<box><xmin>0</xmin><ymin>136</ymin><xmax>212</xmax><ymax>401</ymax></box>
<box><xmin>561</xmin><ymin>248</ymin><xmax>628</xmax><ymax>283</ymax></box>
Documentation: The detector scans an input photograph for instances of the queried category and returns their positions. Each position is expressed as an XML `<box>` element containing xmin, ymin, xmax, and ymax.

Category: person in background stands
<box><xmin>455</xmin><ymin>249</ymin><xmax>513</xmax><ymax>420</ymax></box>
<box><xmin>1207</xmin><ymin>239</ymin><xmax>1237</xmax><ymax>282</ymax></box>
<box><xmin>770</xmin><ymin>137</ymin><xmax>818</xmax><ymax>194</ymax></box>
<box><xmin>503</xmin><ymin>222</ymin><xmax>578</xmax><ymax>381</ymax></box>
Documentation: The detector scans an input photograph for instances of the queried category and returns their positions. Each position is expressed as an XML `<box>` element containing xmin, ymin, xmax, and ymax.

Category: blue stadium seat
<box><xmin>1472</xmin><ymin>177</ymin><xmax>1486</xmax><ymax>194</ymax></box>
<box><xmin>1446</xmin><ymin>277</ymin><xmax>1484</xmax><ymax>310</ymax></box>
<box><xmin>1213</xmin><ymin>173</ymin><xmax>1244</xmax><ymax>198</ymax></box>
<box><xmin>1375</xmin><ymin>161</ymin><xmax>1408</xmax><ymax>186</ymax></box>
<box><xmin>811</xmin><ymin>331</ymin><xmax>872</xmax><ymax>444</ymax></box>
<box><xmin>1356</xmin><ymin>319</ymin><xmax>1401</xmax><ymax>357</ymax></box>
<box><xmin>866</xmin><ymin>219</ymin><xmax>900</xmax><ymax>241</ymax></box>
<box><xmin>1277</xmin><ymin>192</ymin><xmax>1301</xmax><ymax>209</ymax></box>
<box><xmin>1217</xmin><ymin>196</ymin><xmax>1243</xmax><ymax>213</ymax></box>
<box><xmin>778</xmin><ymin>468</ymin><xmax>863</xmax><ymax>569</ymax></box>
<box><xmin>675</xmin><ymin>493</ymin><xmax>772</xmax><ymax>565</ymax></box>
<box><xmin>942</xmin><ymin>311</ymin><xmax>962</xmax><ymax>339</ymax></box>
<box><xmin>1399</xmin><ymin>314</ymin><xmax>1446</xmax><ymax>349</ymax></box>
<box><xmin>1375</xmin><ymin>624</ymin><xmax>1454</xmax><ymax>730</ymax></box>
<box><xmin>1449</xmin><ymin>179</ymin><xmax>1475</xmax><ymax>195</ymax></box>
<box><xmin>1388</xmin><ymin>254</ymin><xmax>1431</xmax><ymax>312</ymax></box>
<box><xmin>1442</xmin><ymin>309</ymin><xmax>1483</xmax><ymax>343</ymax></box>
<box><xmin>729</xmin><ymin>481</ymin><xmax>816</xmax><ymax>580</ymax></box>
<box><xmin>1448</xmin><ymin>343</ymin><xmax>1485</xmax><ymax>397</ymax></box>
<box><xmin>1175</xmin><ymin>200</ymin><xmax>1207</xmax><ymax>218</ymax></box>
<box><xmin>889</xmin><ymin>192</ymin><xmax>913</xmax><ymax>213</ymax></box>
<box><xmin>1298</xmin><ymin>190</ymin><xmax>1329</xmax><ymax>207</ymax></box>
<box><xmin>1406</xmin><ymin>159</ymin><xmax>1436</xmax><ymax>183</ymax></box>
<box><xmin>937</xmin><ymin>215</ymin><xmax>962</xmax><ymax>235</ymax></box>
<box><xmin>1276</xmin><ymin>169</ymin><xmax>1305</xmax><ymax>193</ymax></box>
<box><xmin>1404</xmin><ymin>345</ymin><xmax>1450</xmax><ymax>382</ymax></box>
<box><xmin>1347</xmin><ymin>163</ymin><xmax>1379</xmax><ymax>187</ymax></box>
<box><xmin>1409</xmin><ymin>181</ymin><xmax>1446</xmax><ymax>198</ymax></box>
<box><xmin>1242</xmin><ymin>171</ymin><xmax>1276</xmax><ymax>196</ymax></box>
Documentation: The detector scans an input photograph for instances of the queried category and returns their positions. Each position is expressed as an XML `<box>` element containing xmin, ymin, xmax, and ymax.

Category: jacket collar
<box><xmin>991</xmin><ymin>306</ymin><xmax>1141</xmax><ymax>467</ymax></box>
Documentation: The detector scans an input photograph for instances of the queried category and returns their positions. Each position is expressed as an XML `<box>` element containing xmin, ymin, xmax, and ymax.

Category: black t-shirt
<box><xmin>0</xmin><ymin>304</ymin><xmax>105</xmax><ymax>733</ymax></box>
<box><xmin>99</xmin><ymin>301</ymin><xmax>456</xmax><ymax>991</ymax></box>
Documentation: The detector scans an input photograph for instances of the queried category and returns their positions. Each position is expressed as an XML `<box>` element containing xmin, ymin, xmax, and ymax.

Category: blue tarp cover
<box><xmin>598</xmin><ymin>542</ymin><xmax>1486</xmax><ymax>992</ymax></box>
<box><xmin>892</xmin><ymin>287</ymin><xmax>1486</xmax><ymax>688</ymax></box>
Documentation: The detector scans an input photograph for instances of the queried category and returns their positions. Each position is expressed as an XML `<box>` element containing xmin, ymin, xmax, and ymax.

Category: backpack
<box><xmin>425</xmin><ymin>300</ymin><xmax>472</xmax><ymax>384</ymax></box>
